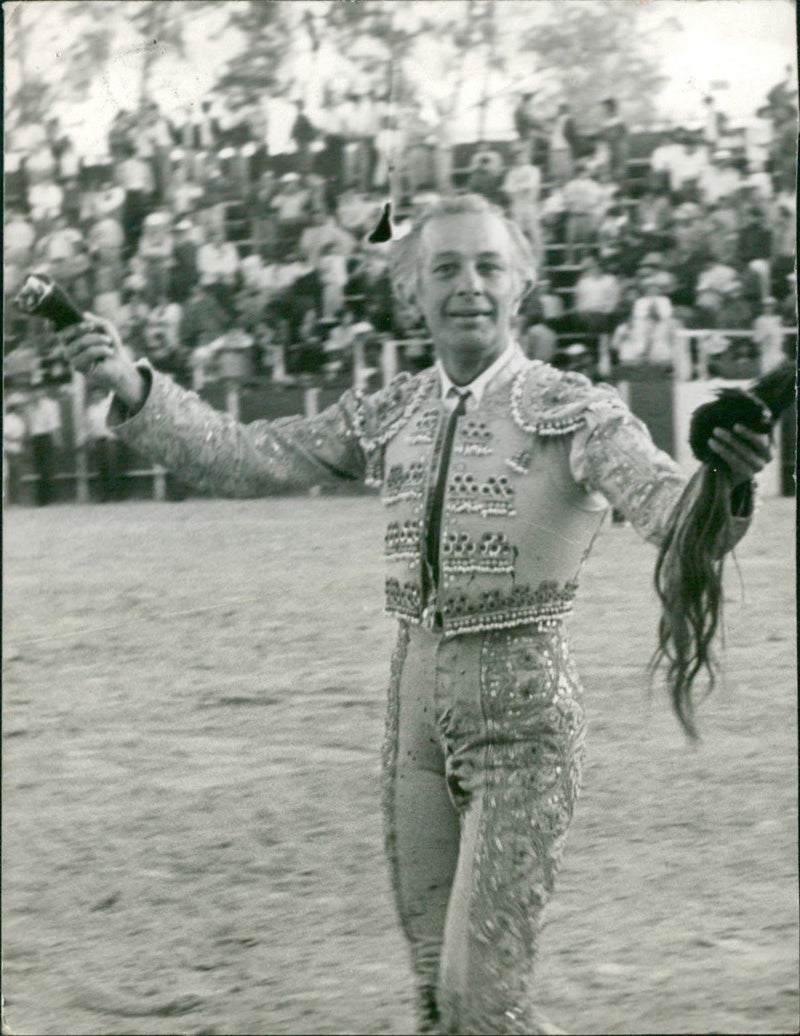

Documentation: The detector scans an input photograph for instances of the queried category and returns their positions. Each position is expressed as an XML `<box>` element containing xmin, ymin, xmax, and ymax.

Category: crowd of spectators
<box><xmin>3</xmin><ymin>78</ymin><xmax>797</xmax><ymax>502</ymax></box>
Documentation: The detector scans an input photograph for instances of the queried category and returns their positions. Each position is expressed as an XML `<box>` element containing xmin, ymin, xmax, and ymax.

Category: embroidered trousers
<box><xmin>382</xmin><ymin>621</ymin><xmax>586</xmax><ymax>1036</ymax></box>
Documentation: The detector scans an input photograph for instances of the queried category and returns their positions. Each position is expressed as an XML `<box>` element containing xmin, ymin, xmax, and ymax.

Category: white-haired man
<box><xmin>61</xmin><ymin>194</ymin><xmax>770</xmax><ymax>1035</ymax></box>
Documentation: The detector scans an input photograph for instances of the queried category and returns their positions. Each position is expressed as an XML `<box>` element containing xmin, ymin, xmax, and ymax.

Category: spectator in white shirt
<box><xmin>563</xmin><ymin>163</ymin><xmax>603</xmax><ymax>261</ymax></box>
<box><xmin>502</xmin><ymin>143</ymin><xmax>543</xmax><ymax>262</ymax></box>
<box><xmin>572</xmin><ymin>256</ymin><xmax>621</xmax><ymax>334</ymax></box>
<box><xmin>3</xmin><ymin>395</ymin><xmax>27</xmax><ymax>505</ymax></box>
<box><xmin>753</xmin><ymin>297</ymin><xmax>787</xmax><ymax>374</ymax></box>
<box><xmin>197</xmin><ymin>225</ymin><xmax>240</xmax><ymax>312</ymax></box>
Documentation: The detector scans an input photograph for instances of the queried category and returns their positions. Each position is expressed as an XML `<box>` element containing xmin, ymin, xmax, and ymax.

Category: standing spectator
<box><xmin>513</xmin><ymin>92</ymin><xmax>548</xmax><ymax>167</ymax></box>
<box><xmin>702</xmin><ymin>95</ymin><xmax>721</xmax><ymax>149</ymax></box>
<box><xmin>699</xmin><ymin>150</ymin><xmax>742</xmax><ymax>204</ymax></box>
<box><xmin>562</xmin><ymin>162</ymin><xmax>603</xmax><ymax>261</ymax></box>
<box><xmin>502</xmin><ymin>143</ymin><xmax>543</xmax><ymax>261</ymax></box>
<box><xmin>769</xmin><ymin>185</ymin><xmax>796</xmax><ymax>301</ymax></box>
<box><xmin>81</xmin><ymin>387</ymin><xmax>121</xmax><ymax>503</ymax></box>
<box><xmin>753</xmin><ymin>297</ymin><xmax>787</xmax><ymax>373</ymax></box>
<box><xmin>670</xmin><ymin>131</ymin><xmax>710</xmax><ymax>202</ymax></box>
<box><xmin>118</xmin><ymin>143</ymin><xmax>156</xmax><ymax>260</ymax></box>
<box><xmin>548</xmin><ymin>101</ymin><xmax>578</xmax><ymax>183</ymax></box>
<box><xmin>4</xmin><ymin>208</ymin><xmax>36</xmax><ymax>271</ymax></box>
<box><xmin>25</xmin><ymin>383</ymin><xmax>63</xmax><ymax>507</ymax></box>
<box><xmin>600</xmin><ymin>97</ymin><xmax>628</xmax><ymax>185</ymax></box>
<box><xmin>317</xmin><ymin>242</ymin><xmax>350</xmax><ymax>319</ymax></box>
<box><xmin>572</xmin><ymin>256</ymin><xmax>621</xmax><ymax>336</ymax></box>
<box><xmin>251</xmin><ymin>170</ymin><xmax>278</xmax><ymax>259</ymax></box>
<box><xmin>291</xmin><ymin>100</ymin><xmax>318</xmax><ymax>175</ymax></box>
<box><xmin>3</xmin><ymin>394</ymin><xmax>27</xmax><ymax>505</ymax></box>
<box><xmin>272</xmin><ymin>173</ymin><xmax>311</xmax><ymax>254</ymax></box>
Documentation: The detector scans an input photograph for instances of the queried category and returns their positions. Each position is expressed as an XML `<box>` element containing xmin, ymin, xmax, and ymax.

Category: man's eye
<box><xmin>479</xmin><ymin>263</ymin><xmax>504</xmax><ymax>274</ymax></box>
<box><xmin>434</xmin><ymin>263</ymin><xmax>457</xmax><ymax>275</ymax></box>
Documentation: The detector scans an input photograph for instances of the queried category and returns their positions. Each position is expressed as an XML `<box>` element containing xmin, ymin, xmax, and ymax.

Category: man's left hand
<box><xmin>708</xmin><ymin>423</ymin><xmax>773</xmax><ymax>486</ymax></box>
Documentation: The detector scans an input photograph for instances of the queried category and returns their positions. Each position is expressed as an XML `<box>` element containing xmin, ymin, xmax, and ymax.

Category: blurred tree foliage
<box><xmin>6</xmin><ymin>0</ymin><xmax>675</xmax><ymax>135</ymax></box>
<box><xmin>518</xmin><ymin>0</ymin><xmax>675</xmax><ymax>126</ymax></box>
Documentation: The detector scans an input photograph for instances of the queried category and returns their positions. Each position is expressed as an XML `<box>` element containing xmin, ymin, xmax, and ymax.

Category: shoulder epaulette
<box><xmin>510</xmin><ymin>361</ymin><xmax>627</xmax><ymax>436</ymax></box>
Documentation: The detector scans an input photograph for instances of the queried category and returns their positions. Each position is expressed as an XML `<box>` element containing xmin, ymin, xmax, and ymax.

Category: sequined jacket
<box><xmin>112</xmin><ymin>359</ymin><xmax>750</xmax><ymax>638</ymax></box>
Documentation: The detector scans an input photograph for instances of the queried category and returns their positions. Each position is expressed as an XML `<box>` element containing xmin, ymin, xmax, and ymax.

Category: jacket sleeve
<box><xmin>109</xmin><ymin>364</ymin><xmax>369</xmax><ymax>497</ymax></box>
<box><xmin>570</xmin><ymin>395</ymin><xmax>752</xmax><ymax>553</ymax></box>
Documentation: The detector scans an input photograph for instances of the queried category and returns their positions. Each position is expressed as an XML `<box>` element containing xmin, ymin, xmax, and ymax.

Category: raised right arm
<box><xmin>61</xmin><ymin>316</ymin><xmax>369</xmax><ymax>497</ymax></box>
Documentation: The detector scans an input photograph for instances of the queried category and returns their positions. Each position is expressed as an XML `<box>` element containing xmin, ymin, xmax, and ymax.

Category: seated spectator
<box><xmin>251</xmin><ymin>169</ymin><xmax>278</xmax><ymax>258</ymax></box>
<box><xmin>144</xmin><ymin>291</ymin><xmax>185</xmax><ymax>380</ymax></box>
<box><xmin>736</xmin><ymin>205</ymin><xmax>772</xmax><ymax>266</ymax></box>
<box><xmin>636</xmin><ymin>187</ymin><xmax>672</xmax><ymax>245</ymax></box>
<box><xmin>169</xmin><ymin>218</ymin><xmax>200</xmax><ymax>303</ymax></box>
<box><xmin>520</xmin><ymin>319</ymin><xmax>557</xmax><ymax>365</ymax></box>
<box><xmin>272</xmin><ymin>173</ymin><xmax>311</xmax><ymax>253</ymax></box>
<box><xmin>707</xmin><ymin>338</ymin><xmax>760</xmax><ymax>380</ymax></box>
<box><xmin>466</xmin><ymin>146</ymin><xmax>506</xmax><ymax>206</ymax></box>
<box><xmin>299</xmin><ymin>210</ymin><xmax>355</xmax><ymax>267</ymax></box>
<box><xmin>669</xmin><ymin>130</ymin><xmax>710</xmax><ymax>202</ymax></box>
<box><xmin>572</xmin><ymin>256</ymin><xmax>621</xmax><ymax>334</ymax></box>
<box><xmin>117</xmin><ymin>275</ymin><xmax>151</xmax><ymax>358</ymax></box>
<box><xmin>179</xmin><ymin>280</ymin><xmax>231</xmax><ymax>357</ymax></box>
<box><xmin>197</xmin><ymin>224</ymin><xmax>240</xmax><ymax>312</ymax></box>
<box><xmin>28</xmin><ymin>179</ymin><xmax>64</xmax><ymax>226</ymax></box>
<box><xmin>132</xmin><ymin>211</ymin><xmax>175</xmax><ymax>303</ymax></box>
<box><xmin>118</xmin><ymin>143</ymin><xmax>156</xmax><ymax>258</ymax></box>
<box><xmin>4</xmin><ymin>209</ymin><xmax>36</xmax><ymax>270</ymax></box>
<box><xmin>35</xmin><ymin>214</ymin><xmax>91</xmax><ymax>293</ymax></box>
<box><xmin>3</xmin><ymin>394</ymin><xmax>27</xmax><ymax>505</ymax></box>
<box><xmin>81</xmin><ymin>175</ymin><xmax>125</xmax><ymax>223</ymax></box>
<box><xmin>87</xmin><ymin>210</ymin><xmax>125</xmax><ymax>290</ymax></box>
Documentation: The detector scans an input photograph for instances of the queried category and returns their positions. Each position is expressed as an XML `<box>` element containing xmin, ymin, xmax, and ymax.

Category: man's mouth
<box><xmin>448</xmin><ymin>310</ymin><xmax>491</xmax><ymax>318</ymax></box>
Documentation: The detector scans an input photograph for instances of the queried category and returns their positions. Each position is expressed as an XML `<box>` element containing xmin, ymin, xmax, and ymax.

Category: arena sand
<box><xmin>2</xmin><ymin>495</ymin><xmax>797</xmax><ymax>1035</ymax></box>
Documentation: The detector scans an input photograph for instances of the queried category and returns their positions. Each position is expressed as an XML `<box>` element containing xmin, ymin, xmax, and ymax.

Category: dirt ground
<box><xmin>2</xmin><ymin>495</ymin><xmax>797</xmax><ymax>1036</ymax></box>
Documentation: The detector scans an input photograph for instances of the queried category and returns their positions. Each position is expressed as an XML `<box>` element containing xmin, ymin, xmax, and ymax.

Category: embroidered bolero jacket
<box><xmin>112</xmin><ymin>359</ymin><xmax>751</xmax><ymax>638</ymax></box>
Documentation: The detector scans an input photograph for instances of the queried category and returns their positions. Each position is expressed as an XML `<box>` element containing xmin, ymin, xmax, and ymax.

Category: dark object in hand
<box><xmin>14</xmin><ymin>272</ymin><xmax>84</xmax><ymax>331</ymax></box>
<box><xmin>689</xmin><ymin>390</ymin><xmax>771</xmax><ymax>466</ymax></box>
<box><xmin>688</xmin><ymin>361</ymin><xmax>795</xmax><ymax>470</ymax></box>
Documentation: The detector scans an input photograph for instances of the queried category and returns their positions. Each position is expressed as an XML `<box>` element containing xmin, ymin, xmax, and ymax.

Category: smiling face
<box><xmin>415</xmin><ymin>212</ymin><xmax>522</xmax><ymax>384</ymax></box>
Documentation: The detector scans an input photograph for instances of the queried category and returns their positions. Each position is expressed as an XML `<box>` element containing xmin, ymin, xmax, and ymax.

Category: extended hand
<box><xmin>59</xmin><ymin>315</ymin><xmax>147</xmax><ymax>410</ymax></box>
<box><xmin>708</xmin><ymin>423</ymin><xmax>773</xmax><ymax>486</ymax></box>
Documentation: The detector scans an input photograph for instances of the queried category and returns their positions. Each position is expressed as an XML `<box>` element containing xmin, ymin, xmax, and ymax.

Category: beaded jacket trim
<box><xmin>353</xmin><ymin>368</ymin><xmax>440</xmax><ymax>487</ymax></box>
<box><xmin>510</xmin><ymin>362</ymin><xmax>628</xmax><ymax>437</ymax></box>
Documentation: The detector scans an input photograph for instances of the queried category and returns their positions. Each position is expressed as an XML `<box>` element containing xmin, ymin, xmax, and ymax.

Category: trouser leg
<box><xmin>436</xmin><ymin>628</ymin><xmax>586</xmax><ymax>1035</ymax></box>
<box><xmin>383</xmin><ymin>623</ymin><xmax>460</xmax><ymax>1033</ymax></box>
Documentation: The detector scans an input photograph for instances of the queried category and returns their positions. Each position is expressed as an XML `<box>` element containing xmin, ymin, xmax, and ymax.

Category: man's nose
<box><xmin>455</xmin><ymin>263</ymin><xmax>482</xmax><ymax>294</ymax></box>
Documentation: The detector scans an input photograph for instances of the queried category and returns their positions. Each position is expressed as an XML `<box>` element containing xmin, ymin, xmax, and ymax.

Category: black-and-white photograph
<box><xmin>3</xmin><ymin>1</ymin><xmax>797</xmax><ymax>1034</ymax></box>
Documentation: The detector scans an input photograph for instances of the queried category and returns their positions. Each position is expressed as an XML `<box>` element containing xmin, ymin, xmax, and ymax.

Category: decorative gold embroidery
<box><xmin>453</xmin><ymin>417</ymin><xmax>493</xmax><ymax>457</ymax></box>
<box><xmin>438</xmin><ymin>628</ymin><xmax>585</xmax><ymax>1035</ymax></box>
<box><xmin>440</xmin><ymin>580</ymin><xmax>579</xmax><ymax>635</ymax></box>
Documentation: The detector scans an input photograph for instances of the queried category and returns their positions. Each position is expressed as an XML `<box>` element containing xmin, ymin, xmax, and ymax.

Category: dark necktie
<box><xmin>425</xmin><ymin>388</ymin><xmax>470</xmax><ymax>595</ymax></box>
